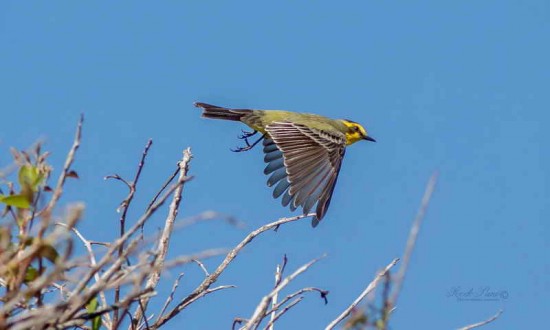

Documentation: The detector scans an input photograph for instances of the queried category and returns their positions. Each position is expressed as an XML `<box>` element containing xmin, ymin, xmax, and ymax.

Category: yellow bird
<box><xmin>196</xmin><ymin>102</ymin><xmax>375</xmax><ymax>227</ymax></box>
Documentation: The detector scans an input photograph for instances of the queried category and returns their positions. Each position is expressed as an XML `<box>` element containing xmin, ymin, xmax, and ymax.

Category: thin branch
<box><xmin>50</xmin><ymin>289</ymin><xmax>156</xmax><ymax>330</ymax></box>
<box><xmin>0</xmin><ymin>204</ymin><xmax>81</xmax><ymax>314</ymax></box>
<box><xmin>153</xmin><ymin>213</ymin><xmax>314</xmax><ymax>328</ymax></box>
<box><xmin>176</xmin><ymin>211</ymin><xmax>247</xmax><ymax>230</ymax></box>
<box><xmin>104</xmin><ymin>174</ymin><xmax>132</xmax><ymax>190</ymax></box>
<box><xmin>59</xmin><ymin>178</ymin><xmax>187</xmax><ymax>324</ymax></box>
<box><xmin>147</xmin><ymin>285</ymin><xmax>235</xmax><ymax>330</ymax></box>
<box><xmin>163</xmin><ymin>248</ymin><xmax>229</xmax><ymax>269</ymax></box>
<box><xmin>205</xmin><ymin>285</ymin><xmax>236</xmax><ymax>295</ymax></box>
<box><xmin>71</xmin><ymin>181</ymin><xmax>184</xmax><ymax>292</ymax></box>
<box><xmin>38</xmin><ymin>114</ymin><xmax>83</xmax><ymax>222</ymax></box>
<box><xmin>4</xmin><ymin>241</ymin><xmax>74</xmax><ymax>321</ymax></box>
<box><xmin>193</xmin><ymin>259</ymin><xmax>210</xmax><ymax>277</ymax></box>
<box><xmin>55</xmin><ymin>222</ymin><xmax>112</xmax><ymax>328</ymax></box>
<box><xmin>263</xmin><ymin>297</ymin><xmax>304</xmax><ymax>330</ymax></box>
<box><xmin>0</xmin><ymin>140</ymin><xmax>45</xmax><ymax>180</ymax></box>
<box><xmin>389</xmin><ymin>172</ymin><xmax>439</xmax><ymax>306</ymax></box>
<box><xmin>268</xmin><ymin>255</ymin><xmax>287</xmax><ymax>330</ymax></box>
<box><xmin>244</xmin><ymin>255</ymin><xmax>325</xmax><ymax>330</ymax></box>
<box><xmin>132</xmin><ymin>148</ymin><xmax>192</xmax><ymax>326</ymax></box>
<box><xmin>458</xmin><ymin>309</ymin><xmax>503</xmax><ymax>330</ymax></box>
<box><xmin>60</xmin><ymin>238</ymin><xmax>141</xmax><ymax>323</ymax></box>
<box><xmin>267</xmin><ymin>287</ymin><xmax>328</xmax><ymax>315</ymax></box>
<box><xmin>325</xmin><ymin>258</ymin><xmax>400</xmax><ymax>330</ymax></box>
<box><xmin>158</xmin><ymin>273</ymin><xmax>185</xmax><ymax>321</ymax></box>
<box><xmin>146</xmin><ymin>165</ymin><xmax>181</xmax><ymax>212</ymax></box>
<box><xmin>112</xmin><ymin>139</ymin><xmax>153</xmax><ymax>325</ymax></box>
<box><xmin>379</xmin><ymin>271</ymin><xmax>393</xmax><ymax>327</ymax></box>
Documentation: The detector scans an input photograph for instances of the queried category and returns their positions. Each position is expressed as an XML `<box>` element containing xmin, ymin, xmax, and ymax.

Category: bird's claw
<box><xmin>238</xmin><ymin>129</ymin><xmax>258</xmax><ymax>139</ymax></box>
<box><xmin>231</xmin><ymin>145</ymin><xmax>254</xmax><ymax>153</ymax></box>
<box><xmin>231</xmin><ymin>133</ymin><xmax>266</xmax><ymax>153</ymax></box>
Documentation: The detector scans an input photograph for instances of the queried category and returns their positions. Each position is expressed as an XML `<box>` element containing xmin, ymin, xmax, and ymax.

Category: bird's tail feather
<box><xmin>195</xmin><ymin>102</ymin><xmax>249</xmax><ymax>121</ymax></box>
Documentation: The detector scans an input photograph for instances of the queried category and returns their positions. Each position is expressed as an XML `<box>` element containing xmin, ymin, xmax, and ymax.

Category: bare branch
<box><xmin>458</xmin><ymin>309</ymin><xmax>503</xmax><ymax>330</ymax></box>
<box><xmin>176</xmin><ymin>211</ymin><xmax>247</xmax><ymax>230</ymax></box>
<box><xmin>2</xmin><ymin>120</ymin><xmax>447</xmax><ymax>330</ymax></box>
<box><xmin>244</xmin><ymin>255</ymin><xmax>325</xmax><ymax>330</ymax></box>
<box><xmin>0</xmin><ymin>140</ymin><xmax>45</xmax><ymax>180</ymax></box>
<box><xmin>153</xmin><ymin>213</ymin><xmax>314</xmax><ymax>328</ymax></box>
<box><xmin>104</xmin><ymin>174</ymin><xmax>132</xmax><ymax>190</ymax></box>
<box><xmin>112</xmin><ymin>139</ymin><xmax>153</xmax><ymax>325</ymax></box>
<box><xmin>55</xmin><ymin>222</ymin><xmax>112</xmax><ymax>328</ymax></box>
<box><xmin>38</xmin><ymin>114</ymin><xmax>83</xmax><ymax>221</ymax></box>
<box><xmin>162</xmin><ymin>248</ymin><xmax>229</xmax><ymax>270</ymax></box>
<box><xmin>146</xmin><ymin>165</ymin><xmax>181</xmax><ymax>212</ymax></box>
<box><xmin>11</xmin><ymin>288</ymin><xmax>156</xmax><ymax>330</ymax></box>
<box><xmin>0</xmin><ymin>204</ymin><xmax>82</xmax><ymax>314</ymax></box>
<box><xmin>263</xmin><ymin>297</ymin><xmax>304</xmax><ymax>330</ymax></box>
<box><xmin>325</xmin><ymin>258</ymin><xmax>400</xmax><ymax>330</ymax></box>
<box><xmin>58</xmin><ymin>178</ymin><xmax>187</xmax><ymax>324</ymax></box>
<box><xmin>132</xmin><ymin>148</ymin><xmax>193</xmax><ymax>326</ymax></box>
<box><xmin>268</xmin><ymin>287</ymin><xmax>328</xmax><ymax>315</ymax></box>
<box><xmin>389</xmin><ymin>172</ymin><xmax>438</xmax><ymax>307</ymax></box>
<box><xmin>268</xmin><ymin>255</ymin><xmax>287</xmax><ymax>330</ymax></box>
<box><xmin>158</xmin><ymin>273</ymin><xmax>185</xmax><ymax>321</ymax></box>
<box><xmin>193</xmin><ymin>259</ymin><xmax>210</xmax><ymax>277</ymax></box>
<box><xmin>205</xmin><ymin>285</ymin><xmax>237</xmax><ymax>295</ymax></box>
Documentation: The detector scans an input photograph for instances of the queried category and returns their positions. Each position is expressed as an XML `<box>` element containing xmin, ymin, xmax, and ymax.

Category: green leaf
<box><xmin>92</xmin><ymin>312</ymin><xmax>102</xmax><ymax>329</ymax></box>
<box><xmin>86</xmin><ymin>296</ymin><xmax>98</xmax><ymax>313</ymax></box>
<box><xmin>86</xmin><ymin>296</ymin><xmax>102</xmax><ymax>330</ymax></box>
<box><xmin>24</xmin><ymin>267</ymin><xmax>39</xmax><ymax>282</ymax></box>
<box><xmin>0</xmin><ymin>194</ymin><xmax>31</xmax><ymax>209</ymax></box>
<box><xmin>18</xmin><ymin>165</ymin><xmax>44</xmax><ymax>192</ymax></box>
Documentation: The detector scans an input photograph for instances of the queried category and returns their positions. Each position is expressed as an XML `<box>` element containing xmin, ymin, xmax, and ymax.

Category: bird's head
<box><xmin>340</xmin><ymin>119</ymin><xmax>376</xmax><ymax>145</ymax></box>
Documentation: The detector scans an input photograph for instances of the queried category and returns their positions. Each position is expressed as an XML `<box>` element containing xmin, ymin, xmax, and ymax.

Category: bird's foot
<box><xmin>231</xmin><ymin>145</ymin><xmax>254</xmax><ymax>152</ymax></box>
<box><xmin>238</xmin><ymin>129</ymin><xmax>258</xmax><ymax>139</ymax></box>
<box><xmin>231</xmin><ymin>133</ymin><xmax>266</xmax><ymax>153</ymax></box>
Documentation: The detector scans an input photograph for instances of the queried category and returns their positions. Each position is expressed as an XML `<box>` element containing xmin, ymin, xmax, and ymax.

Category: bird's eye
<box><xmin>353</xmin><ymin>126</ymin><xmax>360</xmax><ymax>132</ymax></box>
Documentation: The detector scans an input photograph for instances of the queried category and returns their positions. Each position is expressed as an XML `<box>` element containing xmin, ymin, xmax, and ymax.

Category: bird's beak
<box><xmin>363</xmin><ymin>136</ymin><xmax>376</xmax><ymax>142</ymax></box>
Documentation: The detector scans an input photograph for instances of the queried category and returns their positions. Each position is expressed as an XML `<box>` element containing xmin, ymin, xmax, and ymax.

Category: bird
<box><xmin>195</xmin><ymin>102</ymin><xmax>375</xmax><ymax>227</ymax></box>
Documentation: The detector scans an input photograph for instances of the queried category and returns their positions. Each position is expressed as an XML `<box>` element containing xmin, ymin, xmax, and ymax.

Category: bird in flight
<box><xmin>196</xmin><ymin>102</ymin><xmax>375</xmax><ymax>227</ymax></box>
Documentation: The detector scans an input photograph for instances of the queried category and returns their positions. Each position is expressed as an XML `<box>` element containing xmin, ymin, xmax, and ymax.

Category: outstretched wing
<box><xmin>262</xmin><ymin>121</ymin><xmax>346</xmax><ymax>227</ymax></box>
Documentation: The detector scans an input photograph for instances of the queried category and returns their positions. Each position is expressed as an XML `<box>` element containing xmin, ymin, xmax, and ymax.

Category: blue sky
<box><xmin>1</xmin><ymin>1</ymin><xmax>548</xmax><ymax>329</ymax></box>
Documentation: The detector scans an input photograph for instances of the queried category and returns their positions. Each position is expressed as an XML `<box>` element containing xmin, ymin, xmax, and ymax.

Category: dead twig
<box><xmin>153</xmin><ymin>213</ymin><xmax>314</xmax><ymax>328</ymax></box>
<box><xmin>131</xmin><ymin>148</ymin><xmax>192</xmax><ymax>327</ymax></box>
<box><xmin>175</xmin><ymin>211</ymin><xmax>246</xmax><ymax>230</ymax></box>
<box><xmin>157</xmin><ymin>273</ymin><xmax>185</xmax><ymax>321</ymax></box>
<box><xmin>267</xmin><ymin>287</ymin><xmax>329</xmax><ymax>315</ymax></box>
<box><xmin>108</xmin><ymin>139</ymin><xmax>153</xmax><ymax>325</ymax></box>
<box><xmin>146</xmin><ymin>165</ymin><xmax>181</xmax><ymax>213</ymax></box>
<box><xmin>263</xmin><ymin>297</ymin><xmax>303</xmax><ymax>330</ymax></box>
<box><xmin>41</xmin><ymin>115</ymin><xmax>83</xmax><ymax>217</ymax></box>
<box><xmin>389</xmin><ymin>172</ymin><xmax>438</xmax><ymax>307</ymax></box>
<box><xmin>244</xmin><ymin>255</ymin><xmax>325</xmax><ymax>330</ymax></box>
<box><xmin>268</xmin><ymin>255</ymin><xmax>287</xmax><ymax>330</ymax></box>
<box><xmin>55</xmin><ymin>222</ymin><xmax>112</xmax><ymax>328</ymax></box>
<box><xmin>457</xmin><ymin>309</ymin><xmax>503</xmax><ymax>330</ymax></box>
<box><xmin>325</xmin><ymin>258</ymin><xmax>400</xmax><ymax>330</ymax></box>
<box><xmin>59</xmin><ymin>177</ymin><xmax>187</xmax><ymax>325</ymax></box>
<box><xmin>192</xmin><ymin>259</ymin><xmax>210</xmax><ymax>277</ymax></box>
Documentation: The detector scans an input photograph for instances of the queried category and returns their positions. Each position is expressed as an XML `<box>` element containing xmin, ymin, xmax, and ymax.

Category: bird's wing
<box><xmin>263</xmin><ymin>121</ymin><xmax>346</xmax><ymax>226</ymax></box>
